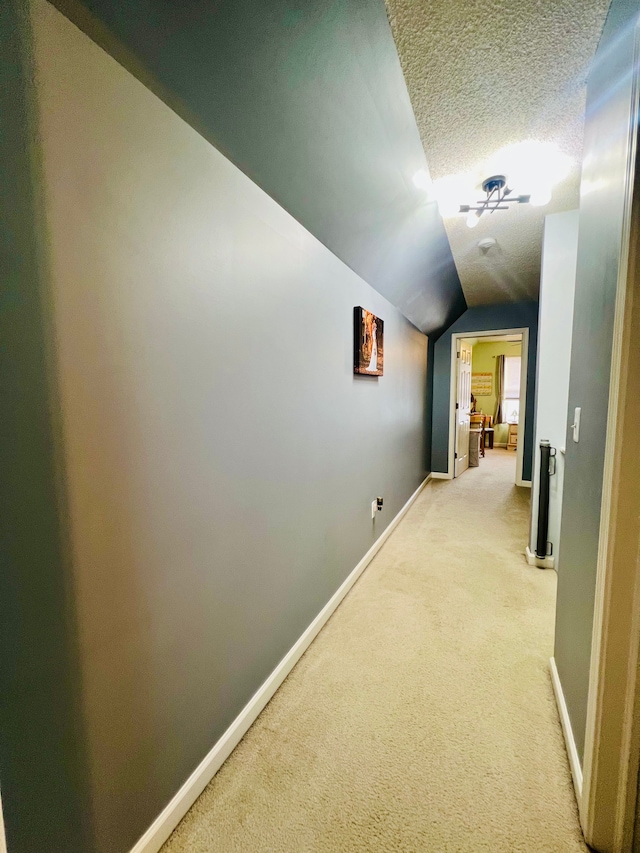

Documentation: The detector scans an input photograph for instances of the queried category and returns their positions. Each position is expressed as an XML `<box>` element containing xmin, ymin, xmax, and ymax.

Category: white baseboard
<box><xmin>525</xmin><ymin>545</ymin><xmax>555</xmax><ymax>569</ymax></box>
<box><xmin>550</xmin><ymin>657</ymin><xmax>583</xmax><ymax>803</ymax></box>
<box><xmin>430</xmin><ymin>471</ymin><xmax>452</xmax><ymax>480</ymax></box>
<box><xmin>517</xmin><ymin>479</ymin><xmax>532</xmax><ymax>489</ymax></box>
<box><xmin>129</xmin><ymin>474</ymin><xmax>432</xmax><ymax>853</ymax></box>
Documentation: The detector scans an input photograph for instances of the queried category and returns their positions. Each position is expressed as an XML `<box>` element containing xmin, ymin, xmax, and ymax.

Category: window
<box><xmin>503</xmin><ymin>356</ymin><xmax>521</xmax><ymax>423</ymax></box>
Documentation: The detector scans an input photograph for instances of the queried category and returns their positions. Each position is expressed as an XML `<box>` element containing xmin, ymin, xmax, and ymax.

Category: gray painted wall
<box><xmin>431</xmin><ymin>303</ymin><xmax>539</xmax><ymax>480</ymax></box>
<box><xmin>50</xmin><ymin>0</ymin><xmax>466</xmax><ymax>337</ymax></box>
<box><xmin>11</xmin><ymin>3</ymin><xmax>431</xmax><ymax>851</ymax></box>
<box><xmin>0</xmin><ymin>3</ymin><xmax>92</xmax><ymax>852</ymax></box>
<box><xmin>554</xmin><ymin>0</ymin><xmax>640</xmax><ymax>763</ymax></box>
<box><xmin>529</xmin><ymin>211</ymin><xmax>579</xmax><ymax>563</ymax></box>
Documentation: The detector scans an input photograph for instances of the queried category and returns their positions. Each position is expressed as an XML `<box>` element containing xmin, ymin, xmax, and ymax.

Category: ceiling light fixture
<box><xmin>430</xmin><ymin>142</ymin><xmax>573</xmax><ymax>221</ymax></box>
<box><xmin>460</xmin><ymin>175</ymin><xmax>530</xmax><ymax>227</ymax></box>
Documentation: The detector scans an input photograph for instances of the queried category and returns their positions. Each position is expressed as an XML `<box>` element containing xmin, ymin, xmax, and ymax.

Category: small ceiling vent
<box><xmin>478</xmin><ymin>237</ymin><xmax>497</xmax><ymax>251</ymax></box>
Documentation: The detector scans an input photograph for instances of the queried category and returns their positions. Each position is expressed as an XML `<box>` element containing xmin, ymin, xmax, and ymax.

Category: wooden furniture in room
<box><xmin>484</xmin><ymin>425</ymin><xmax>494</xmax><ymax>449</ymax></box>
<box><xmin>507</xmin><ymin>422</ymin><xmax>518</xmax><ymax>450</ymax></box>
<box><xmin>482</xmin><ymin>414</ymin><xmax>494</xmax><ymax>449</ymax></box>
<box><xmin>470</xmin><ymin>414</ymin><xmax>495</xmax><ymax>455</ymax></box>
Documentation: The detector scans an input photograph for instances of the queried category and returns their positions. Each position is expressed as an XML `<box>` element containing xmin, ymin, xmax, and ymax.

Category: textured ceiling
<box><xmin>386</xmin><ymin>0</ymin><xmax>611</xmax><ymax>306</ymax></box>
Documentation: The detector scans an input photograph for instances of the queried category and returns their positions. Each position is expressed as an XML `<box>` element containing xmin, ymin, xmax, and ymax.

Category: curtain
<box><xmin>495</xmin><ymin>355</ymin><xmax>505</xmax><ymax>424</ymax></box>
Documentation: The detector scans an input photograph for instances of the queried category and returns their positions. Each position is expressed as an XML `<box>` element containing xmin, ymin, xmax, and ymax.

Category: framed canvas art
<box><xmin>354</xmin><ymin>307</ymin><xmax>384</xmax><ymax>376</ymax></box>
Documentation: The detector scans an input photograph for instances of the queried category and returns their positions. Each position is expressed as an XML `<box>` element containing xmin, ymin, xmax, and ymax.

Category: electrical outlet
<box><xmin>371</xmin><ymin>500</ymin><xmax>377</xmax><ymax>519</ymax></box>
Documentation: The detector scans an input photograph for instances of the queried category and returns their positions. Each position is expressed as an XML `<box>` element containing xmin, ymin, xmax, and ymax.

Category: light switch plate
<box><xmin>371</xmin><ymin>500</ymin><xmax>377</xmax><ymax>519</ymax></box>
<box><xmin>572</xmin><ymin>407</ymin><xmax>581</xmax><ymax>443</ymax></box>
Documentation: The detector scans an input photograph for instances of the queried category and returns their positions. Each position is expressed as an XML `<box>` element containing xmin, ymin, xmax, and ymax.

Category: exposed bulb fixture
<box><xmin>460</xmin><ymin>175</ymin><xmax>530</xmax><ymax>223</ymax></box>
<box><xmin>434</xmin><ymin>141</ymin><xmax>572</xmax><ymax>221</ymax></box>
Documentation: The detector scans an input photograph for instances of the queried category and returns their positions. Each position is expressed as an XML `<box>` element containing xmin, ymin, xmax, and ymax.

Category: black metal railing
<box><xmin>536</xmin><ymin>439</ymin><xmax>557</xmax><ymax>560</ymax></box>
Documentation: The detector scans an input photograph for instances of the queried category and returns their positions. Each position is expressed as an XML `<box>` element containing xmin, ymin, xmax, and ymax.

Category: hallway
<box><xmin>162</xmin><ymin>451</ymin><xmax>586</xmax><ymax>852</ymax></box>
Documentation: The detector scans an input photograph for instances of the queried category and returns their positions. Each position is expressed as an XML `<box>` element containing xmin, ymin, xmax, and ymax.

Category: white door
<box><xmin>455</xmin><ymin>340</ymin><xmax>472</xmax><ymax>477</ymax></box>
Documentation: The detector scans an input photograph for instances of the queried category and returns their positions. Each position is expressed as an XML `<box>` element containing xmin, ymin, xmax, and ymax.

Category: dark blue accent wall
<box><xmin>56</xmin><ymin>0</ymin><xmax>466</xmax><ymax>337</ymax></box>
<box><xmin>431</xmin><ymin>303</ymin><xmax>539</xmax><ymax>480</ymax></box>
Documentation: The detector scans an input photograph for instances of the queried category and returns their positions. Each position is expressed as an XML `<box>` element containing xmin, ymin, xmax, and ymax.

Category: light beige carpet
<box><xmin>162</xmin><ymin>450</ymin><xmax>587</xmax><ymax>852</ymax></box>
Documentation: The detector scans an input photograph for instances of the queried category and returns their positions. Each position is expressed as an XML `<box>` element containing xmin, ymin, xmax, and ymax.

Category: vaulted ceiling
<box><xmin>57</xmin><ymin>0</ymin><xmax>466</xmax><ymax>337</ymax></box>
<box><xmin>386</xmin><ymin>0</ymin><xmax>611</xmax><ymax>306</ymax></box>
<box><xmin>51</xmin><ymin>0</ymin><xmax>611</xmax><ymax>330</ymax></box>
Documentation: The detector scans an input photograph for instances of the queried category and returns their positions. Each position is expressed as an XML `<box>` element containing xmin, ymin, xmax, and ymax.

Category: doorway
<box><xmin>449</xmin><ymin>328</ymin><xmax>529</xmax><ymax>486</ymax></box>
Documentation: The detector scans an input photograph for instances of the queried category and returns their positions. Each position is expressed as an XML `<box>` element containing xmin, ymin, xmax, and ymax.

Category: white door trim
<box><xmin>447</xmin><ymin>328</ymin><xmax>529</xmax><ymax>485</ymax></box>
<box><xmin>0</xmin><ymin>790</ymin><xmax>7</xmax><ymax>853</ymax></box>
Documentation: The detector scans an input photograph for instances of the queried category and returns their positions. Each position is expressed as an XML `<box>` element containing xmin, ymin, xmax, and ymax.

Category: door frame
<box><xmin>1</xmin><ymin>790</ymin><xmax>7</xmax><ymax>853</ymax></box>
<box><xmin>447</xmin><ymin>328</ymin><xmax>530</xmax><ymax>485</ymax></box>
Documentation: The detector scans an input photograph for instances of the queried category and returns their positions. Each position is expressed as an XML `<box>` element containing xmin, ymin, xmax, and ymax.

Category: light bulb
<box><xmin>466</xmin><ymin>211</ymin><xmax>480</xmax><ymax>229</ymax></box>
<box><xmin>412</xmin><ymin>169</ymin><xmax>431</xmax><ymax>191</ymax></box>
<box><xmin>486</xmin><ymin>141</ymin><xmax>573</xmax><ymax>194</ymax></box>
<box><xmin>530</xmin><ymin>186</ymin><xmax>552</xmax><ymax>207</ymax></box>
<box><xmin>438</xmin><ymin>198</ymin><xmax>461</xmax><ymax>217</ymax></box>
<box><xmin>433</xmin><ymin>172</ymin><xmax>477</xmax><ymax>218</ymax></box>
